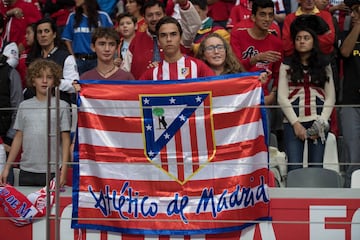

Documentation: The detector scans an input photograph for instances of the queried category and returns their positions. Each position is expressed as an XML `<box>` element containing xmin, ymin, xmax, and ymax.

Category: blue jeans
<box><xmin>76</xmin><ymin>58</ymin><xmax>97</xmax><ymax>75</ymax></box>
<box><xmin>284</xmin><ymin>121</ymin><xmax>326</xmax><ymax>173</ymax></box>
<box><xmin>263</xmin><ymin>107</ymin><xmax>271</xmax><ymax>146</ymax></box>
<box><xmin>6</xmin><ymin>166</ymin><xmax>14</xmax><ymax>185</ymax></box>
<box><xmin>339</xmin><ymin>107</ymin><xmax>360</xmax><ymax>187</ymax></box>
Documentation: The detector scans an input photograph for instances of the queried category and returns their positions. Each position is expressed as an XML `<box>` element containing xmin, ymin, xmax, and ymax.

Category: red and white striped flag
<box><xmin>72</xmin><ymin>73</ymin><xmax>271</xmax><ymax>235</ymax></box>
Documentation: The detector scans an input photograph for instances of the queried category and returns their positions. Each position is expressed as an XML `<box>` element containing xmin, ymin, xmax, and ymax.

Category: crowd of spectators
<box><xmin>0</xmin><ymin>0</ymin><xmax>359</xmax><ymax>188</ymax></box>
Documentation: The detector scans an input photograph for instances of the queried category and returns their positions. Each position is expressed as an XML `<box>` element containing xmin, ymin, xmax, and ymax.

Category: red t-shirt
<box><xmin>208</xmin><ymin>0</ymin><xmax>234</xmax><ymax>22</ymax></box>
<box><xmin>226</xmin><ymin>4</ymin><xmax>251</xmax><ymax>29</ymax></box>
<box><xmin>230</xmin><ymin>29</ymin><xmax>283</xmax><ymax>95</ymax></box>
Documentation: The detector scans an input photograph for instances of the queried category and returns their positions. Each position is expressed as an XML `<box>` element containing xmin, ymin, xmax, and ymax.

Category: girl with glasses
<box><xmin>196</xmin><ymin>33</ymin><xmax>245</xmax><ymax>76</ymax></box>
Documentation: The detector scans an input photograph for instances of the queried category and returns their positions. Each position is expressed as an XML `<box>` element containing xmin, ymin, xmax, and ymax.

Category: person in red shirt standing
<box><xmin>207</xmin><ymin>0</ymin><xmax>234</xmax><ymax>28</ymax></box>
<box><xmin>0</xmin><ymin>0</ymin><xmax>42</xmax><ymax>53</ymax></box>
<box><xmin>227</xmin><ymin>0</ymin><xmax>252</xmax><ymax>30</ymax></box>
<box><xmin>282</xmin><ymin>0</ymin><xmax>335</xmax><ymax>57</ymax></box>
<box><xmin>230</xmin><ymin>0</ymin><xmax>282</xmax><ymax>105</ymax></box>
<box><xmin>41</xmin><ymin>0</ymin><xmax>75</xmax><ymax>36</ymax></box>
<box><xmin>140</xmin><ymin>16</ymin><xmax>214</xmax><ymax>80</ymax></box>
<box><xmin>230</xmin><ymin>0</ymin><xmax>282</xmax><ymax>142</ymax></box>
<box><xmin>227</xmin><ymin>0</ymin><xmax>282</xmax><ymax>37</ymax></box>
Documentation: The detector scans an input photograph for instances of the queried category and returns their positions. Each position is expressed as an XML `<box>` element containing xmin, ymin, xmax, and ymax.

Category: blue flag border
<box><xmin>71</xmin><ymin>72</ymin><xmax>271</xmax><ymax>235</ymax></box>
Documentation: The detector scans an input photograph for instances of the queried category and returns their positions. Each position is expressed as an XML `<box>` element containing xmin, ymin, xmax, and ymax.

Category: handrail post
<box><xmin>54</xmin><ymin>87</ymin><xmax>61</xmax><ymax>240</ymax></box>
<box><xmin>46</xmin><ymin>87</ymin><xmax>51</xmax><ymax>240</ymax></box>
<box><xmin>45</xmin><ymin>87</ymin><xmax>61</xmax><ymax>240</ymax></box>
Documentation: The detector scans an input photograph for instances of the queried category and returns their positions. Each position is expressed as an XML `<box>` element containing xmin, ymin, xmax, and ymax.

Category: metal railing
<box><xmin>0</xmin><ymin>90</ymin><xmax>360</xmax><ymax>240</ymax></box>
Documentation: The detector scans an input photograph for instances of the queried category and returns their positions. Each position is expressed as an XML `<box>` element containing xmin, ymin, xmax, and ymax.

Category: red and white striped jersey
<box><xmin>140</xmin><ymin>55</ymin><xmax>215</xmax><ymax>80</ymax></box>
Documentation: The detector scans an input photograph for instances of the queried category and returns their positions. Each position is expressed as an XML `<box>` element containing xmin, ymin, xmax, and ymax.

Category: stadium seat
<box><xmin>351</xmin><ymin>169</ymin><xmax>360</xmax><ymax>188</ymax></box>
<box><xmin>269</xmin><ymin>133</ymin><xmax>278</xmax><ymax>148</ymax></box>
<box><xmin>286</xmin><ymin>167</ymin><xmax>343</xmax><ymax>188</ymax></box>
<box><xmin>303</xmin><ymin>132</ymin><xmax>340</xmax><ymax>173</ymax></box>
<box><xmin>323</xmin><ymin>132</ymin><xmax>340</xmax><ymax>173</ymax></box>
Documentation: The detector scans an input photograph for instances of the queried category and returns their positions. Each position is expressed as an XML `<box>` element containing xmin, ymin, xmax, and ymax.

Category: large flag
<box><xmin>72</xmin><ymin>73</ymin><xmax>270</xmax><ymax>235</ymax></box>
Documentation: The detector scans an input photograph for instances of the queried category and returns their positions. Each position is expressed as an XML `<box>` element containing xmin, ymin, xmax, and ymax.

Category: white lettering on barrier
<box><xmin>240</xmin><ymin>222</ymin><xmax>276</xmax><ymax>240</ymax></box>
<box><xmin>61</xmin><ymin>205</ymin><xmax>75</xmax><ymax>240</ymax></box>
<box><xmin>32</xmin><ymin>203</ymin><xmax>56</xmax><ymax>240</ymax></box>
<box><xmin>85</xmin><ymin>229</ymin><xmax>102</xmax><ymax>240</ymax></box>
<box><xmin>32</xmin><ymin>204</ymin><xmax>129</xmax><ymax>240</ymax></box>
<box><xmin>31</xmin><ymin>203</ymin><xmax>277</xmax><ymax>240</ymax></box>
<box><xmin>30</xmin><ymin>204</ymin><xmax>360</xmax><ymax>240</ymax></box>
<box><xmin>83</xmin><ymin>225</ymin><xmax>125</xmax><ymax>240</ymax></box>
<box><xmin>310</xmin><ymin>205</ymin><xmax>346</xmax><ymax>240</ymax></box>
<box><xmin>107</xmin><ymin>231</ymin><xmax>123</xmax><ymax>240</ymax></box>
<box><xmin>32</xmin><ymin>204</ymin><xmax>75</xmax><ymax>240</ymax></box>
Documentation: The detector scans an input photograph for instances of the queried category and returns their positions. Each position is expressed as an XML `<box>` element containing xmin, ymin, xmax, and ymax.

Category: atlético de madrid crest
<box><xmin>140</xmin><ymin>92</ymin><xmax>216</xmax><ymax>184</ymax></box>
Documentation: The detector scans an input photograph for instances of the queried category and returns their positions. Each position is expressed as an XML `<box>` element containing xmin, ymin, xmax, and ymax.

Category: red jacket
<box><xmin>0</xmin><ymin>0</ymin><xmax>42</xmax><ymax>48</ymax></box>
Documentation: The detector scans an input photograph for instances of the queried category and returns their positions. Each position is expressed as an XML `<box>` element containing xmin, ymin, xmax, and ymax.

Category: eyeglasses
<box><xmin>204</xmin><ymin>44</ymin><xmax>225</xmax><ymax>52</ymax></box>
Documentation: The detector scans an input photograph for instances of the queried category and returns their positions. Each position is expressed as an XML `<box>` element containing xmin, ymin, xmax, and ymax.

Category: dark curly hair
<box><xmin>287</xmin><ymin>28</ymin><xmax>329</xmax><ymax>88</ymax></box>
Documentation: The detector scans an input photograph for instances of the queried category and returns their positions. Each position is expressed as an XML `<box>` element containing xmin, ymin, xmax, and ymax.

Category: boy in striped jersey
<box><xmin>140</xmin><ymin>16</ymin><xmax>214</xmax><ymax>80</ymax></box>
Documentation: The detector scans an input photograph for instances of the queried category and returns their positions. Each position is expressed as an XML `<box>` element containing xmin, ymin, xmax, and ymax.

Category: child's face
<box><xmin>117</xmin><ymin>16</ymin><xmax>136</xmax><ymax>39</ymax></box>
<box><xmin>32</xmin><ymin>68</ymin><xmax>55</xmax><ymax>97</ymax></box>
<box><xmin>91</xmin><ymin>37</ymin><xmax>117</xmax><ymax>62</ymax></box>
